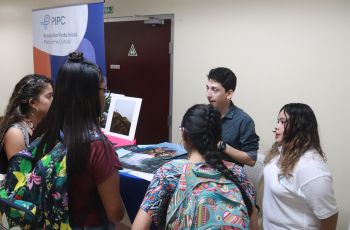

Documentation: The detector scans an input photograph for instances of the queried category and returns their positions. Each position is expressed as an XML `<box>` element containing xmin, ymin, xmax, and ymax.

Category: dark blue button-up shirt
<box><xmin>221</xmin><ymin>103</ymin><xmax>260</xmax><ymax>164</ymax></box>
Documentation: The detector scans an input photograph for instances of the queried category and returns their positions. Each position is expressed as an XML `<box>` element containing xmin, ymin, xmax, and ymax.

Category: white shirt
<box><xmin>263</xmin><ymin>150</ymin><xmax>338</xmax><ymax>229</ymax></box>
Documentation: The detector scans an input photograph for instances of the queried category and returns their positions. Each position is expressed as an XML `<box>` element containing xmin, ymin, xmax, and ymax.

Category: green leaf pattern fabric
<box><xmin>0</xmin><ymin>138</ymin><xmax>71</xmax><ymax>229</ymax></box>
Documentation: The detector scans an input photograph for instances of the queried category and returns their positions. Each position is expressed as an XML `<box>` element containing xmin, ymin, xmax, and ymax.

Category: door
<box><xmin>105</xmin><ymin>18</ymin><xmax>172</xmax><ymax>144</ymax></box>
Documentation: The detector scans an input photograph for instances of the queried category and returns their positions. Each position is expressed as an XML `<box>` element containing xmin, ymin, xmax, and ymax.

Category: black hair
<box><xmin>34</xmin><ymin>52</ymin><xmax>106</xmax><ymax>173</ymax></box>
<box><xmin>207</xmin><ymin>67</ymin><xmax>237</xmax><ymax>92</ymax></box>
<box><xmin>181</xmin><ymin>104</ymin><xmax>253</xmax><ymax>216</ymax></box>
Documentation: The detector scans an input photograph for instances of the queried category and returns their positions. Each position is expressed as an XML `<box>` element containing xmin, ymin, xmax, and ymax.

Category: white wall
<box><xmin>0</xmin><ymin>0</ymin><xmax>91</xmax><ymax>111</ymax></box>
<box><xmin>1</xmin><ymin>0</ymin><xmax>349</xmax><ymax>229</ymax></box>
<box><xmin>0</xmin><ymin>1</ymin><xmax>35</xmax><ymax>111</ymax></box>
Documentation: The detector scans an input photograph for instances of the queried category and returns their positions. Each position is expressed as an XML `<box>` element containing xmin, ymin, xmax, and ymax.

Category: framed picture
<box><xmin>103</xmin><ymin>93</ymin><xmax>142</xmax><ymax>141</ymax></box>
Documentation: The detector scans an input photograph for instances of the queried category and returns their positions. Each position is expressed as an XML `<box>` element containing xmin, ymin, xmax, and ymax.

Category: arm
<box><xmin>249</xmin><ymin>205</ymin><xmax>259</xmax><ymax>230</ymax></box>
<box><xmin>3</xmin><ymin>127</ymin><xmax>26</xmax><ymax>160</ymax></box>
<box><xmin>222</xmin><ymin>117</ymin><xmax>259</xmax><ymax>166</ymax></box>
<box><xmin>91</xmin><ymin>141</ymin><xmax>125</xmax><ymax>224</ymax></box>
<box><xmin>132</xmin><ymin>209</ymin><xmax>153</xmax><ymax>230</ymax></box>
<box><xmin>131</xmin><ymin>162</ymin><xmax>181</xmax><ymax>229</ymax></box>
<box><xmin>97</xmin><ymin>171</ymin><xmax>125</xmax><ymax>224</ymax></box>
<box><xmin>320</xmin><ymin>213</ymin><xmax>338</xmax><ymax>230</ymax></box>
<box><xmin>301</xmin><ymin>173</ymin><xmax>338</xmax><ymax>230</ymax></box>
<box><xmin>223</xmin><ymin>144</ymin><xmax>256</xmax><ymax>166</ymax></box>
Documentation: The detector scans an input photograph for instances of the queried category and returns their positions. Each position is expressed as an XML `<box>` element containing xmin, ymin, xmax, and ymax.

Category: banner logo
<box><xmin>40</xmin><ymin>14</ymin><xmax>66</xmax><ymax>30</ymax></box>
<box><xmin>41</xmin><ymin>15</ymin><xmax>50</xmax><ymax>29</ymax></box>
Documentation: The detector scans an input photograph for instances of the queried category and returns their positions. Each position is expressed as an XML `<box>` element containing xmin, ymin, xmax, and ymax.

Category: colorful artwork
<box><xmin>116</xmin><ymin>143</ymin><xmax>187</xmax><ymax>173</ymax></box>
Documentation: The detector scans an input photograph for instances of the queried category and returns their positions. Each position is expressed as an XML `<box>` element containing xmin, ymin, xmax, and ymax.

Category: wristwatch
<box><xmin>218</xmin><ymin>141</ymin><xmax>226</xmax><ymax>152</ymax></box>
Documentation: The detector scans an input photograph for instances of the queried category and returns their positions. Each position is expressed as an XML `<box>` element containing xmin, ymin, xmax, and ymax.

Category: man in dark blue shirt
<box><xmin>206</xmin><ymin>67</ymin><xmax>259</xmax><ymax>166</ymax></box>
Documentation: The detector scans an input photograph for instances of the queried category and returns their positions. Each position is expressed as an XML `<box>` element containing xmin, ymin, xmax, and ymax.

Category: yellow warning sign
<box><xmin>128</xmin><ymin>44</ymin><xmax>138</xmax><ymax>56</ymax></box>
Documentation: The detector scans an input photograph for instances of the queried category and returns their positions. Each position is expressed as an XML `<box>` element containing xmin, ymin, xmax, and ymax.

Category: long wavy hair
<box><xmin>33</xmin><ymin>52</ymin><xmax>106</xmax><ymax>173</ymax></box>
<box><xmin>181</xmin><ymin>104</ymin><xmax>253</xmax><ymax>216</ymax></box>
<box><xmin>0</xmin><ymin>74</ymin><xmax>52</xmax><ymax>143</ymax></box>
<box><xmin>264</xmin><ymin>103</ymin><xmax>325</xmax><ymax>178</ymax></box>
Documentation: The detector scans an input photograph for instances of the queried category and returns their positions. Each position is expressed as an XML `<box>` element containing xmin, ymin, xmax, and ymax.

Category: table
<box><xmin>119</xmin><ymin>172</ymin><xmax>157</xmax><ymax>229</ymax></box>
<box><xmin>119</xmin><ymin>172</ymin><xmax>149</xmax><ymax>222</ymax></box>
<box><xmin>115</xmin><ymin>141</ymin><xmax>186</xmax><ymax>229</ymax></box>
<box><xmin>106</xmin><ymin>134</ymin><xmax>136</xmax><ymax>146</ymax></box>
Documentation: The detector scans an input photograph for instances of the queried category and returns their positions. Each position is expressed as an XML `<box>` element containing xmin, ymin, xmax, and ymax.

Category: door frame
<box><xmin>104</xmin><ymin>14</ymin><xmax>174</xmax><ymax>141</ymax></box>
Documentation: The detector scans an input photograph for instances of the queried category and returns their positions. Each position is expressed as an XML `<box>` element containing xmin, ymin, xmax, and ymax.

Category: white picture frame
<box><xmin>103</xmin><ymin>93</ymin><xmax>142</xmax><ymax>141</ymax></box>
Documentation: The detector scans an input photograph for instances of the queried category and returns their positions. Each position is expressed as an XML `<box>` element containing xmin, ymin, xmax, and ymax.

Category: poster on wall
<box><xmin>103</xmin><ymin>93</ymin><xmax>142</xmax><ymax>141</ymax></box>
<box><xmin>32</xmin><ymin>2</ymin><xmax>105</xmax><ymax>81</ymax></box>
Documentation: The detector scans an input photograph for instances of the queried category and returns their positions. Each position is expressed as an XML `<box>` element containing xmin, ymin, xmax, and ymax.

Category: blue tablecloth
<box><xmin>119</xmin><ymin>172</ymin><xmax>148</xmax><ymax>222</ymax></box>
<box><xmin>119</xmin><ymin>172</ymin><xmax>156</xmax><ymax>229</ymax></box>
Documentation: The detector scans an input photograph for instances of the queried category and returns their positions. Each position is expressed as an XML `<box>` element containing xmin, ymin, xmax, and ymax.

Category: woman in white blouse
<box><xmin>263</xmin><ymin>103</ymin><xmax>338</xmax><ymax>230</ymax></box>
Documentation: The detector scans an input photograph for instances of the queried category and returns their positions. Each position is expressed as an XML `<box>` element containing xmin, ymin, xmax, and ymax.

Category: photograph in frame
<box><xmin>104</xmin><ymin>93</ymin><xmax>142</xmax><ymax>141</ymax></box>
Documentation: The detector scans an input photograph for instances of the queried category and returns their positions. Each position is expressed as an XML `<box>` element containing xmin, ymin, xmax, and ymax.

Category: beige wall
<box><xmin>1</xmin><ymin>0</ymin><xmax>349</xmax><ymax>228</ymax></box>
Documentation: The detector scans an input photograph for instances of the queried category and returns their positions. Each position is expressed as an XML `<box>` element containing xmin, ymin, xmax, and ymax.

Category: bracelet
<box><xmin>218</xmin><ymin>141</ymin><xmax>226</xmax><ymax>152</ymax></box>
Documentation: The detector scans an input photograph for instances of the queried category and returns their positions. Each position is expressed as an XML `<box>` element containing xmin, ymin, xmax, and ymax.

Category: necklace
<box><xmin>24</xmin><ymin>120</ymin><xmax>34</xmax><ymax>131</ymax></box>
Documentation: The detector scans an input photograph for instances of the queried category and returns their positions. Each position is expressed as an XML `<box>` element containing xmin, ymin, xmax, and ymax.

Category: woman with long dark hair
<box><xmin>0</xmin><ymin>74</ymin><xmax>53</xmax><ymax>174</ymax></box>
<box><xmin>132</xmin><ymin>104</ymin><xmax>257</xmax><ymax>229</ymax></box>
<box><xmin>33</xmin><ymin>52</ymin><xmax>124</xmax><ymax>228</ymax></box>
<box><xmin>263</xmin><ymin>103</ymin><xmax>338</xmax><ymax>229</ymax></box>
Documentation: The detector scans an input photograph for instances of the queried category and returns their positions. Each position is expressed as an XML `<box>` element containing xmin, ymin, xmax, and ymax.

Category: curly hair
<box><xmin>0</xmin><ymin>74</ymin><xmax>52</xmax><ymax>143</ymax></box>
<box><xmin>265</xmin><ymin>103</ymin><xmax>325</xmax><ymax>178</ymax></box>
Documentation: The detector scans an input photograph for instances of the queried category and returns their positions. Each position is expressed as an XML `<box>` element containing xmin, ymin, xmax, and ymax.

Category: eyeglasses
<box><xmin>100</xmin><ymin>87</ymin><xmax>111</xmax><ymax>99</ymax></box>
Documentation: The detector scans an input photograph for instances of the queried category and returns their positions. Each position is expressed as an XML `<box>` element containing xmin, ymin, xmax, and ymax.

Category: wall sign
<box><xmin>128</xmin><ymin>43</ymin><xmax>138</xmax><ymax>56</ymax></box>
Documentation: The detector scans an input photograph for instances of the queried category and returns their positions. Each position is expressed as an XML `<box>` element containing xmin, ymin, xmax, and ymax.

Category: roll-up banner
<box><xmin>32</xmin><ymin>2</ymin><xmax>106</xmax><ymax>81</ymax></box>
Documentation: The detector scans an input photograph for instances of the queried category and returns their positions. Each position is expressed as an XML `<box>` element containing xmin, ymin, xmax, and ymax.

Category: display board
<box><xmin>32</xmin><ymin>2</ymin><xmax>106</xmax><ymax>81</ymax></box>
<box><xmin>102</xmin><ymin>93</ymin><xmax>142</xmax><ymax>141</ymax></box>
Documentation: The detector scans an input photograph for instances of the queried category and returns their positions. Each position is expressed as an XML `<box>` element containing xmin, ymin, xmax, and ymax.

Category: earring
<box><xmin>32</xmin><ymin>106</ymin><xmax>38</xmax><ymax>114</ymax></box>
